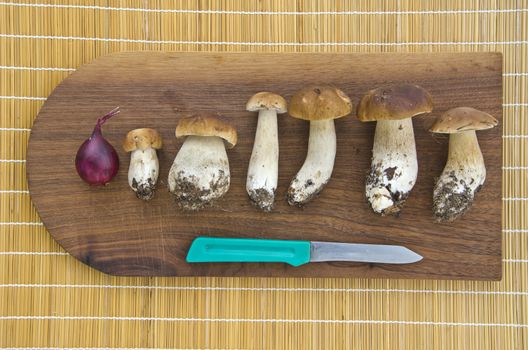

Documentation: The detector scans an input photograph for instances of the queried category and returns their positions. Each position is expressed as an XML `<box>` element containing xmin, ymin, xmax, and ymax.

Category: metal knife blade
<box><xmin>309</xmin><ymin>241</ymin><xmax>423</xmax><ymax>264</ymax></box>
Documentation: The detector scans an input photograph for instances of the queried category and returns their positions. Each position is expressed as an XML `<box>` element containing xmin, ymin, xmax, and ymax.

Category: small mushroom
<box><xmin>246</xmin><ymin>92</ymin><xmax>287</xmax><ymax>211</ymax></box>
<box><xmin>287</xmin><ymin>86</ymin><xmax>352</xmax><ymax>207</ymax></box>
<box><xmin>168</xmin><ymin>113</ymin><xmax>237</xmax><ymax>211</ymax></box>
<box><xmin>123</xmin><ymin>128</ymin><xmax>163</xmax><ymax>200</ymax></box>
<box><xmin>357</xmin><ymin>84</ymin><xmax>433</xmax><ymax>216</ymax></box>
<box><xmin>429</xmin><ymin>107</ymin><xmax>498</xmax><ymax>222</ymax></box>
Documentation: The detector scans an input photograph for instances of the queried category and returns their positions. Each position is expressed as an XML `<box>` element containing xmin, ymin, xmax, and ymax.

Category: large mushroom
<box><xmin>429</xmin><ymin>107</ymin><xmax>498</xmax><ymax>222</ymax></box>
<box><xmin>246</xmin><ymin>92</ymin><xmax>287</xmax><ymax>211</ymax></box>
<box><xmin>357</xmin><ymin>84</ymin><xmax>433</xmax><ymax>216</ymax></box>
<box><xmin>123</xmin><ymin>128</ymin><xmax>163</xmax><ymax>200</ymax></box>
<box><xmin>287</xmin><ymin>86</ymin><xmax>352</xmax><ymax>207</ymax></box>
<box><xmin>168</xmin><ymin>113</ymin><xmax>237</xmax><ymax>210</ymax></box>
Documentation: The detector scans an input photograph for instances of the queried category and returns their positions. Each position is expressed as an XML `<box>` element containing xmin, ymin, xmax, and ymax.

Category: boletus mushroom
<box><xmin>287</xmin><ymin>86</ymin><xmax>352</xmax><ymax>207</ymax></box>
<box><xmin>357</xmin><ymin>84</ymin><xmax>433</xmax><ymax>216</ymax></box>
<box><xmin>246</xmin><ymin>92</ymin><xmax>288</xmax><ymax>211</ymax></box>
<box><xmin>168</xmin><ymin>113</ymin><xmax>237</xmax><ymax>211</ymax></box>
<box><xmin>429</xmin><ymin>107</ymin><xmax>498</xmax><ymax>222</ymax></box>
<box><xmin>123</xmin><ymin>128</ymin><xmax>163</xmax><ymax>200</ymax></box>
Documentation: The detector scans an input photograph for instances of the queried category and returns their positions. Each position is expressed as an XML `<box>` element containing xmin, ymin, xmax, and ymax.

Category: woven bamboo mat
<box><xmin>1</xmin><ymin>0</ymin><xmax>527</xmax><ymax>349</ymax></box>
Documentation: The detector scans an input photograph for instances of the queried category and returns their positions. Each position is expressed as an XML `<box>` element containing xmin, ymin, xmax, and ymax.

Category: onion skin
<box><xmin>75</xmin><ymin>107</ymin><xmax>120</xmax><ymax>186</ymax></box>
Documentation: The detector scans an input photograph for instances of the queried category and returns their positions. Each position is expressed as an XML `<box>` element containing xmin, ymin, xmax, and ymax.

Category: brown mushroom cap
<box><xmin>288</xmin><ymin>86</ymin><xmax>352</xmax><ymax>121</ymax></box>
<box><xmin>246</xmin><ymin>92</ymin><xmax>287</xmax><ymax>113</ymax></box>
<box><xmin>357</xmin><ymin>84</ymin><xmax>433</xmax><ymax>122</ymax></box>
<box><xmin>429</xmin><ymin>107</ymin><xmax>498</xmax><ymax>134</ymax></box>
<box><xmin>123</xmin><ymin>128</ymin><xmax>163</xmax><ymax>152</ymax></box>
<box><xmin>176</xmin><ymin>113</ymin><xmax>238</xmax><ymax>148</ymax></box>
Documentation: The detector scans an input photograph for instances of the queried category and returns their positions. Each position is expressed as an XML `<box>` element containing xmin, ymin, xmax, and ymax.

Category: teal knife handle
<box><xmin>186</xmin><ymin>237</ymin><xmax>311</xmax><ymax>267</ymax></box>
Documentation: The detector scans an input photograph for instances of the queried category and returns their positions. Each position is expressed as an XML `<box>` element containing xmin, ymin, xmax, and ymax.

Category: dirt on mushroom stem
<box><xmin>172</xmin><ymin>170</ymin><xmax>230</xmax><ymax>211</ymax></box>
<box><xmin>248</xmin><ymin>187</ymin><xmax>275</xmax><ymax>212</ymax></box>
<box><xmin>132</xmin><ymin>178</ymin><xmax>156</xmax><ymax>201</ymax></box>
<box><xmin>287</xmin><ymin>178</ymin><xmax>328</xmax><ymax>207</ymax></box>
<box><xmin>433</xmin><ymin>171</ymin><xmax>479</xmax><ymax>222</ymax></box>
<box><xmin>365</xmin><ymin>163</ymin><xmax>410</xmax><ymax>216</ymax></box>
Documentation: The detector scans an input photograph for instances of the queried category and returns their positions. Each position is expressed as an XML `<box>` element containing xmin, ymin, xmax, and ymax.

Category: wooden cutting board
<box><xmin>27</xmin><ymin>52</ymin><xmax>502</xmax><ymax>280</ymax></box>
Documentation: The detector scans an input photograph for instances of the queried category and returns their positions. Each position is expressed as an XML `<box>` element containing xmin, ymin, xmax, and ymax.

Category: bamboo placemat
<box><xmin>1</xmin><ymin>0</ymin><xmax>527</xmax><ymax>349</ymax></box>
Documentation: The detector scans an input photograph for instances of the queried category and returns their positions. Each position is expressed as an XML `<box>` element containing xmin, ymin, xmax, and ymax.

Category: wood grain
<box><xmin>26</xmin><ymin>52</ymin><xmax>502</xmax><ymax>280</ymax></box>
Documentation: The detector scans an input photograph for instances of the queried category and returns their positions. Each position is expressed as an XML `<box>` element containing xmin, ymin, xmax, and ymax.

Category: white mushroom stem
<box><xmin>246</xmin><ymin>109</ymin><xmax>279</xmax><ymax>211</ymax></box>
<box><xmin>433</xmin><ymin>130</ymin><xmax>485</xmax><ymax>222</ymax></box>
<box><xmin>366</xmin><ymin>118</ymin><xmax>418</xmax><ymax>215</ymax></box>
<box><xmin>287</xmin><ymin>119</ymin><xmax>336</xmax><ymax>206</ymax></box>
<box><xmin>168</xmin><ymin>136</ymin><xmax>230</xmax><ymax>210</ymax></box>
<box><xmin>128</xmin><ymin>147</ymin><xmax>159</xmax><ymax>200</ymax></box>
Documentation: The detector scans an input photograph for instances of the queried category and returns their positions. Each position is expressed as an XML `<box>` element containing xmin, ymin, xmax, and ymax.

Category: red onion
<box><xmin>75</xmin><ymin>107</ymin><xmax>120</xmax><ymax>186</ymax></box>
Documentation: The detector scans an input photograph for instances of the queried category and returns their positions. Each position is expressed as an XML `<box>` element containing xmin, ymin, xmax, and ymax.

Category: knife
<box><xmin>186</xmin><ymin>237</ymin><xmax>423</xmax><ymax>266</ymax></box>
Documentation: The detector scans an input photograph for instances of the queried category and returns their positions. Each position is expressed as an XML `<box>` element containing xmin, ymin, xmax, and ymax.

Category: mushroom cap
<box><xmin>288</xmin><ymin>86</ymin><xmax>352</xmax><ymax>121</ymax></box>
<box><xmin>357</xmin><ymin>84</ymin><xmax>433</xmax><ymax>122</ymax></box>
<box><xmin>246</xmin><ymin>92</ymin><xmax>287</xmax><ymax>113</ymax></box>
<box><xmin>123</xmin><ymin>128</ymin><xmax>163</xmax><ymax>152</ymax></box>
<box><xmin>429</xmin><ymin>107</ymin><xmax>498</xmax><ymax>134</ymax></box>
<box><xmin>176</xmin><ymin>113</ymin><xmax>238</xmax><ymax>148</ymax></box>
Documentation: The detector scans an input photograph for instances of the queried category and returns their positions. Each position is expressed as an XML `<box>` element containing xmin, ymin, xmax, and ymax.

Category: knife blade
<box><xmin>186</xmin><ymin>237</ymin><xmax>422</xmax><ymax>266</ymax></box>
